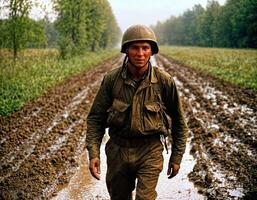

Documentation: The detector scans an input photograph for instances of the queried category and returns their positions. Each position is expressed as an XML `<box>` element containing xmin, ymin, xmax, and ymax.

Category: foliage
<box><xmin>160</xmin><ymin>46</ymin><xmax>257</xmax><ymax>89</ymax></box>
<box><xmin>44</xmin><ymin>17</ymin><xmax>58</xmax><ymax>48</ymax></box>
<box><xmin>0</xmin><ymin>0</ymin><xmax>32</xmax><ymax>58</ymax></box>
<box><xmin>152</xmin><ymin>0</ymin><xmax>257</xmax><ymax>48</ymax></box>
<box><xmin>0</xmin><ymin>1</ymin><xmax>49</xmax><ymax>57</ymax></box>
<box><xmin>0</xmin><ymin>48</ymin><xmax>119</xmax><ymax>116</ymax></box>
<box><xmin>54</xmin><ymin>0</ymin><xmax>121</xmax><ymax>58</ymax></box>
<box><xmin>0</xmin><ymin>0</ymin><xmax>121</xmax><ymax>58</ymax></box>
<box><xmin>26</xmin><ymin>18</ymin><xmax>48</xmax><ymax>48</ymax></box>
<box><xmin>0</xmin><ymin>18</ymin><xmax>48</xmax><ymax>48</ymax></box>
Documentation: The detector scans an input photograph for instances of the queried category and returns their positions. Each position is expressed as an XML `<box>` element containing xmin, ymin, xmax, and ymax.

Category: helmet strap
<box><xmin>122</xmin><ymin>55</ymin><xmax>128</xmax><ymax>68</ymax></box>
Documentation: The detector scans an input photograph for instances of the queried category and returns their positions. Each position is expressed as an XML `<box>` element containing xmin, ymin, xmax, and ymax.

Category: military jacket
<box><xmin>86</xmin><ymin>64</ymin><xmax>188</xmax><ymax>164</ymax></box>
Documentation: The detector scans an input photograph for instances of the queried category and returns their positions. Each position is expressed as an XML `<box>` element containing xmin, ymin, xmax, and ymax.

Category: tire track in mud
<box><xmin>0</xmin><ymin>56</ymin><xmax>122</xmax><ymax>199</ymax></box>
<box><xmin>157</xmin><ymin>54</ymin><xmax>257</xmax><ymax>199</ymax></box>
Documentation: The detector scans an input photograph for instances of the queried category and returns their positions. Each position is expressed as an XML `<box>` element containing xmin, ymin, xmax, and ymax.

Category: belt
<box><xmin>111</xmin><ymin>134</ymin><xmax>160</xmax><ymax>148</ymax></box>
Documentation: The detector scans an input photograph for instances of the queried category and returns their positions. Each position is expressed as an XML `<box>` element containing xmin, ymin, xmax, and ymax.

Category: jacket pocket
<box><xmin>143</xmin><ymin>101</ymin><xmax>171</xmax><ymax>136</ymax></box>
<box><xmin>107</xmin><ymin>98</ymin><xmax>130</xmax><ymax>127</ymax></box>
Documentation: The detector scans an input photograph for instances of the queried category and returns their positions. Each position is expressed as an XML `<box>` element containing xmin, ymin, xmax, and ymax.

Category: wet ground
<box><xmin>52</xmin><ymin>132</ymin><xmax>204</xmax><ymax>200</ymax></box>
<box><xmin>0</xmin><ymin>54</ymin><xmax>256</xmax><ymax>199</ymax></box>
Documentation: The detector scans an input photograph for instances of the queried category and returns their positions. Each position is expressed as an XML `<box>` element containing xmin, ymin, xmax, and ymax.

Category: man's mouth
<box><xmin>135</xmin><ymin>59</ymin><xmax>145</xmax><ymax>63</ymax></box>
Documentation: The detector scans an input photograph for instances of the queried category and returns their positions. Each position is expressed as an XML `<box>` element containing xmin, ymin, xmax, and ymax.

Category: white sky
<box><xmin>27</xmin><ymin>0</ymin><xmax>226</xmax><ymax>32</ymax></box>
<box><xmin>108</xmin><ymin>0</ymin><xmax>226</xmax><ymax>32</ymax></box>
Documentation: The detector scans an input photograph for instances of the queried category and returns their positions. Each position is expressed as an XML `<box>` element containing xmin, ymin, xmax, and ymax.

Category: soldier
<box><xmin>86</xmin><ymin>24</ymin><xmax>188</xmax><ymax>200</ymax></box>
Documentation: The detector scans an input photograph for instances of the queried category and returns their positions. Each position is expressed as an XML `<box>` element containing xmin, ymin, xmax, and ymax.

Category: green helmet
<box><xmin>121</xmin><ymin>24</ymin><xmax>159</xmax><ymax>54</ymax></box>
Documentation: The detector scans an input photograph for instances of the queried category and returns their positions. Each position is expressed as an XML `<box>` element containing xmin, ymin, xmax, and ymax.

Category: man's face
<box><xmin>127</xmin><ymin>42</ymin><xmax>152</xmax><ymax>68</ymax></box>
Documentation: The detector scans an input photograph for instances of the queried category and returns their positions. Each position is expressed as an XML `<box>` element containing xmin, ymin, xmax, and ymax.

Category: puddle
<box><xmin>156</xmin><ymin>138</ymin><xmax>205</xmax><ymax>200</ymax></box>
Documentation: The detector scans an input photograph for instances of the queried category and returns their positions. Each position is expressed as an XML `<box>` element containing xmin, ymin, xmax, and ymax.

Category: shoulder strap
<box><xmin>152</xmin><ymin>66</ymin><xmax>164</xmax><ymax>100</ymax></box>
<box><xmin>112</xmin><ymin>67</ymin><xmax>123</xmax><ymax>99</ymax></box>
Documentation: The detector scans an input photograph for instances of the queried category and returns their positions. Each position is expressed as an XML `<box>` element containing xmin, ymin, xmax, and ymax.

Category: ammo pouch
<box><xmin>107</xmin><ymin>98</ymin><xmax>130</xmax><ymax>127</ymax></box>
<box><xmin>143</xmin><ymin>101</ymin><xmax>171</xmax><ymax>136</ymax></box>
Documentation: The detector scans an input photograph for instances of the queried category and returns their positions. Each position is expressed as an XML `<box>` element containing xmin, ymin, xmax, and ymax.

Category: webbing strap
<box><xmin>112</xmin><ymin>67</ymin><xmax>123</xmax><ymax>99</ymax></box>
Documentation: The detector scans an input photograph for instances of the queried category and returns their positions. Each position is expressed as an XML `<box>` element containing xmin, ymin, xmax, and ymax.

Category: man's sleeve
<box><xmin>86</xmin><ymin>75</ymin><xmax>112</xmax><ymax>160</ymax></box>
<box><xmin>165</xmin><ymin>78</ymin><xmax>188</xmax><ymax>164</ymax></box>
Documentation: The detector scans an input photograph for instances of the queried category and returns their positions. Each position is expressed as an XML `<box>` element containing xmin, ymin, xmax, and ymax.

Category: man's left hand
<box><xmin>167</xmin><ymin>162</ymin><xmax>180</xmax><ymax>179</ymax></box>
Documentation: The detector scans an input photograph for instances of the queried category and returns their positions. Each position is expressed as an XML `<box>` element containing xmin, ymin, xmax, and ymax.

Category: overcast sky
<box><xmin>28</xmin><ymin>0</ymin><xmax>226</xmax><ymax>32</ymax></box>
<box><xmin>108</xmin><ymin>0</ymin><xmax>226</xmax><ymax>32</ymax></box>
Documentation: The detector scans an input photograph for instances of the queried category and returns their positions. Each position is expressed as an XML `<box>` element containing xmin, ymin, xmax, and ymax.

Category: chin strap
<box><xmin>122</xmin><ymin>55</ymin><xmax>128</xmax><ymax>68</ymax></box>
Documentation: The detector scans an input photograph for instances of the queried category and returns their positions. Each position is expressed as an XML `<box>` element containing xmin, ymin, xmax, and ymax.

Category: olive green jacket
<box><xmin>86</xmin><ymin>63</ymin><xmax>188</xmax><ymax>164</ymax></box>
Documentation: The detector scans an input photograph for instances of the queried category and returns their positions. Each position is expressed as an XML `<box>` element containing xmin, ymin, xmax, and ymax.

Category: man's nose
<box><xmin>137</xmin><ymin>48</ymin><xmax>144</xmax><ymax>55</ymax></box>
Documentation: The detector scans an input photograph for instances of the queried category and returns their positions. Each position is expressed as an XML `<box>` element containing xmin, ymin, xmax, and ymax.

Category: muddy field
<box><xmin>0</xmin><ymin>54</ymin><xmax>256</xmax><ymax>200</ymax></box>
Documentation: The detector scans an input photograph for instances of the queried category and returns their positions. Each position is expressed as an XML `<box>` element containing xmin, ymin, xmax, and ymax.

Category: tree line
<box><xmin>151</xmin><ymin>0</ymin><xmax>257</xmax><ymax>48</ymax></box>
<box><xmin>0</xmin><ymin>0</ymin><xmax>121</xmax><ymax>58</ymax></box>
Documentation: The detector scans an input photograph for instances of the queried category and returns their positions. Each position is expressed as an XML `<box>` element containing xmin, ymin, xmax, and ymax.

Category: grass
<box><xmin>0</xmin><ymin>48</ymin><xmax>120</xmax><ymax>116</ymax></box>
<box><xmin>160</xmin><ymin>46</ymin><xmax>257</xmax><ymax>90</ymax></box>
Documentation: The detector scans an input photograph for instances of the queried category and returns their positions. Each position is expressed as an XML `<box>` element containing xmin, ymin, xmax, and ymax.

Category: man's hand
<box><xmin>89</xmin><ymin>157</ymin><xmax>101</xmax><ymax>180</ymax></box>
<box><xmin>167</xmin><ymin>161</ymin><xmax>180</xmax><ymax>179</ymax></box>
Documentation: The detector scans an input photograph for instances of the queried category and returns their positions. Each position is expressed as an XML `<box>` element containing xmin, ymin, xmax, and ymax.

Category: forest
<box><xmin>151</xmin><ymin>0</ymin><xmax>257</xmax><ymax>48</ymax></box>
<box><xmin>0</xmin><ymin>0</ymin><xmax>121</xmax><ymax>59</ymax></box>
<box><xmin>1</xmin><ymin>0</ymin><xmax>256</xmax><ymax>60</ymax></box>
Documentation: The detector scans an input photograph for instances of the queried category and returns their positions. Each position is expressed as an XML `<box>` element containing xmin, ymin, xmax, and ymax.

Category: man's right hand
<box><xmin>89</xmin><ymin>157</ymin><xmax>101</xmax><ymax>180</ymax></box>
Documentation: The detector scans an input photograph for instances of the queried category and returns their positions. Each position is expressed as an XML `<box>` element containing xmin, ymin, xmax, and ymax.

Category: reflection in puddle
<box><xmin>52</xmin><ymin>149</ymin><xmax>109</xmax><ymax>200</ymax></box>
<box><xmin>156</xmin><ymin>138</ymin><xmax>205</xmax><ymax>200</ymax></box>
<box><xmin>52</xmin><ymin>136</ymin><xmax>205</xmax><ymax>200</ymax></box>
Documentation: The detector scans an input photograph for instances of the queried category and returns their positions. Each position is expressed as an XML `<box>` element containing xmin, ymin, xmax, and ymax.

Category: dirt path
<box><xmin>0</xmin><ymin>56</ymin><xmax>122</xmax><ymax>199</ymax></box>
<box><xmin>0</xmin><ymin>54</ymin><xmax>256</xmax><ymax>200</ymax></box>
<box><xmin>157</xmin><ymin>55</ymin><xmax>257</xmax><ymax>199</ymax></box>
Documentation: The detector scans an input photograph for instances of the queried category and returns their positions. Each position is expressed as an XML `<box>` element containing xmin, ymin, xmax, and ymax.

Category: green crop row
<box><xmin>160</xmin><ymin>46</ymin><xmax>257</xmax><ymax>90</ymax></box>
<box><xmin>0</xmin><ymin>49</ymin><xmax>119</xmax><ymax>116</ymax></box>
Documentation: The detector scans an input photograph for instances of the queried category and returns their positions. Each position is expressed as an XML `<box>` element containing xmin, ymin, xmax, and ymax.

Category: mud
<box><xmin>0</xmin><ymin>54</ymin><xmax>256</xmax><ymax>200</ymax></box>
<box><xmin>157</xmin><ymin>55</ymin><xmax>257</xmax><ymax>200</ymax></box>
<box><xmin>0</xmin><ymin>56</ymin><xmax>122</xmax><ymax>199</ymax></box>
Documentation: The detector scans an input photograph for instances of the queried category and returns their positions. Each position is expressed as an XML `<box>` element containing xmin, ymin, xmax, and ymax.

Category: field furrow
<box><xmin>157</xmin><ymin>54</ymin><xmax>257</xmax><ymax>199</ymax></box>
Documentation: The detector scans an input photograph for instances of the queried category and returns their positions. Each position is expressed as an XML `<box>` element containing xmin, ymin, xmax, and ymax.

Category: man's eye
<box><xmin>143</xmin><ymin>47</ymin><xmax>150</xmax><ymax>50</ymax></box>
<box><xmin>130</xmin><ymin>46</ymin><xmax>138</xmax><ymax>50</ymax></box>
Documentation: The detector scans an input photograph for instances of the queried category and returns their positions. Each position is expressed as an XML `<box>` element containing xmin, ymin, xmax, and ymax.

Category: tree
<box><xmin>182</xmin><ymin>9</ymin><xmax>195</xmax><ymax>45</ymax></box>
<box><xmin>85</xmin><ymin>0</ymin><xmax>106</xmax><ymax>51</ymax></box>
<box><xmin>44</xmin><ymin>17</ymin><xmax>58</xmax><ymax>48</ymax></box>
<box><xmin>26</xmin><ymin>19</ymin><xmax>47</xmax><ymax>48</ymax></box>
<box><xmin>151</xmin><ymin>0</ymin><xmax>256</xmax><ymax>48</ymax></box>
<box><xmin>54</xmin><ymin>0</ymin><xmax>89</xmax><ymax>58</ymax></box>
<box><xmin>192</xmin><ymin>4</ymin><xmax>205</xmax><ymax>45</ymax></box>
<box><xmin>151</xmin><ymin>21</ymin><xmax>166</xmax><ymax>45</ymax></box>
<box><xmin>225</xmin><ymin>0</ymin><xmax>257</xmax><ymax>48</ymax></box>
<box><xmin>1</xmin><ymin>0</ymin><xmax>32</xmax><ymax>58</ymax></box>
<box><xmin>198</xmin><ymin>0</ymin><xmax>220</xmax><ymax>46</ymax></box>
<box><xmin>213</xmin><ymin>4</ymin><xmax>234</xmax><ymax>47</ymax></box>
<box><xmin>0</xmin><ymin>19</ymin><xmax>8</xmax><ymax>49</ymax></box>
<box><xmin>99</xmin><ymin>2</ymin><xmax>121</xmax><ymax>49</ymax></box>
<box><xmin>54</xmin><ymin>0</ymin><xmax>121</xmax><ymax>58</ymax></box>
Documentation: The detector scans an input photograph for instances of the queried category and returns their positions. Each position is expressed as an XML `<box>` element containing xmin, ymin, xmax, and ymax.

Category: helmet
<box><xmin>121</xmin><ymin>24</ymin><xmax>159</xmax><ymax>54</ymax></box>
